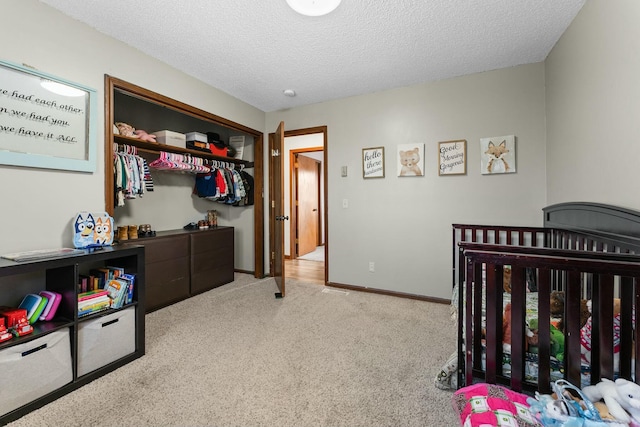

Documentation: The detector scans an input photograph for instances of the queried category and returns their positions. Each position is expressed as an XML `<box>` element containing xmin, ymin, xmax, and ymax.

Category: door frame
<box><xmin>291</xmin><ymin>148</ymin><xmax>323</xmax><ymax>259</ymax></box>
<box><xmin>269</xmin><ymin>126</ymin><xmax>328</xmax><ymax>285</ymax></box>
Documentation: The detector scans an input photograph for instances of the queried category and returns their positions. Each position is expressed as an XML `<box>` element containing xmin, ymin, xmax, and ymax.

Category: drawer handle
<box><xmin>22</xmin><ymin>343</ymin><xmax>47</xmax><ymax>357</ymax></box>
<box><xmin>102</xmin><ymin>318</ymin><xmax>119</xmax><ymax>328</ymax></box>
<box><xmin>170</xmin><ymin>277</ymin><xmax>185</xmax><ymax>282</ymax></box>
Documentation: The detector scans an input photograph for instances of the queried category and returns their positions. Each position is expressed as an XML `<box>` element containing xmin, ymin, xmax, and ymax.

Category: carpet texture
<box><xmin>8</xmin><ymin>274</ymin><xmax>458</xmax><ymax>427</ymax></box>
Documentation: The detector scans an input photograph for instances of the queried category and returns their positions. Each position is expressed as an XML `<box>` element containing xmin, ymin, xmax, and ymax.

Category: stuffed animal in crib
<box><xmin>583</xmin><ymin>378</ymin><xmax>640</xmax><ymax>425</ymax></box>
<box><xmin>550</xmin><ymin>291</ymin><xmax>591</xmax><ymax>332</ymax></box>
<box><xmin>503</xmin><ymin>265</ymin><xmax>512</xmax><ymax>293</ymax></box>
<box><xmin>527</xmin><ymin>318</ymin><xmax>565</xmax><ymax>361</ymax></box>
<box><xmin>399</xmin><ymin>148</ymin><xmax>423</xmax><ymax>176</ymax></box>
<box><xmin>503</xmin><ymin>303</ymin><xmax>513</xmax><ymax>352</ymax></box>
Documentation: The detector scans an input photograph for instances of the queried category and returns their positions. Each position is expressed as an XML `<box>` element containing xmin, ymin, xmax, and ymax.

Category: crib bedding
<box><xmin>477</xmin><ymin>290</ymin><xmax>629</xmax><ymax>388</ymax></box>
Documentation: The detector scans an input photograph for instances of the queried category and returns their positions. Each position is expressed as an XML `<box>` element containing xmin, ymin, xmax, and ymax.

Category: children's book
<box><xmin>78</xmin><ymin>295</ymin><xmax>110</xmax><ymax>309</ymax></box>
<box><xmin>78</xmin><ymin>289</ymin><xmax>109</xmax><ymax>302</ymax></box>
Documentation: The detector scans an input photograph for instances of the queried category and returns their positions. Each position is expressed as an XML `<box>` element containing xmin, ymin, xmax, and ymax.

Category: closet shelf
<box><xmin>114</xmin><ymin>135</ymin><xmax>254</xmax><ymax>168</ymax></box>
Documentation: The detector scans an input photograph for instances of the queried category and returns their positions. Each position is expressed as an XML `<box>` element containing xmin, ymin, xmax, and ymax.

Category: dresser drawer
<box><xmin>190</xmin><ymin>227</ymin><xmax>233</xmax><ymax>253</ymax></box>
<box><xmin>140</xmin><ymin>235</ymin><xmax>189</xmax><ymax>264</ymax></box>
<box><xmin>145</xmin><ymin>257</ymin><xmax>190</xmax><ymax>312</ymax></box>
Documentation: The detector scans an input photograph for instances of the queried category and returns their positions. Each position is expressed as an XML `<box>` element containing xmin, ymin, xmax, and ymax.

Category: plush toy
<box><xmin>503</xmin><ymin>302</ymin><xmax>512</xmax><ymax>352</ymax></box>
<box><xmin>527</xmin><ymin>318</ymin><xmax>565</xmax><ymax>361</ymax></box>
<box><xmin>503</xmin><ymin>265</ymin><xmax>512</xmax><ymax>293</ymax></box>
<box><xmin>133</xmin><ymin>129</ymin><xmax>157</xmax><ymax>142</ymax></box>
<box><xmin>114</xmin><ymin>122</ymin><xmax>157</xmax><ymax>142</ymax></box>
<box><xmin>115</xmin><ymin>122</ymin><xmax>136</xmax><ymax>137</ymax></box>
<box><xmin>550</xmin><ymin>291</ymin><xmax>591</xmax><ymax>332</ymax></box>
<box><xmin>526</xmin><ymin>392</ymin><xmax>621</xmax><ymax>427</ymax></box>
<box><xmin>583</xmin><ymin>378</ymin><xmax>640</xmax><ymax>424</ymax></box>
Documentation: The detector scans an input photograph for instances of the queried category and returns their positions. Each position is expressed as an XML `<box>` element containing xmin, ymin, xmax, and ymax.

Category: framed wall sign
<box><xmin>0</xmin><ymin>60</ymin><xmax>97</xmax><ymax>172</ymax></box>
<box><xmin>438</xmin><ymin>139</ymin><xmax>466</xmax><ymax>176</ymax></box>
<box><xmin>362</xmin><ymin>146</ymin><xmax>385</xmax><ymax>178</ymax></box>
<box><xmin>480</xmin><ymin>135</ymin><xmax>516</xmax><ymax>175</ymax></box>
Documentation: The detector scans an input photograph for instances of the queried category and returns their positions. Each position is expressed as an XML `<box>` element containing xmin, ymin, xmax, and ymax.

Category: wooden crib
<box><xmin>454</xmin><ymin>202</ymin><xmax>640</xmax><ymax>394</ymax></box>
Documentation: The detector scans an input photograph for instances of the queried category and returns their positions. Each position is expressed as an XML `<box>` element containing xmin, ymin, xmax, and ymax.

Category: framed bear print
<box><xmin>397</xmin><ymin>143</ymin><xmax>424</xmax><ymax>177</ymax></box>
<box><xmin>480</xmin><ymin>135</ymin><xmax>516</xmax><ymax>175</ymax></box>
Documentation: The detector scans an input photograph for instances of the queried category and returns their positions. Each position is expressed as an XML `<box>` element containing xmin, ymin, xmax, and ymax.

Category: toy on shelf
<box><xmin>0</xmin><ymin>318</ymin><xmax>11</xmax><ymax>343</ymax></box>
<box><xmin>73</xmin><ymin>212</ymin><xmax>115</xmax><ymax>249</ymax></box>
<box><xmin>0</xmin><ymin>307</ymin><xmax>33</xmax><ymax>337</ymax></box>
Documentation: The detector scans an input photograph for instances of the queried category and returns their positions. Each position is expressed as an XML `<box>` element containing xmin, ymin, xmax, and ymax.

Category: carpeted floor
<box><xmin>7</xmin><ymin>274</ymin><xmax>458</xmax><ymax>427</ymax></box>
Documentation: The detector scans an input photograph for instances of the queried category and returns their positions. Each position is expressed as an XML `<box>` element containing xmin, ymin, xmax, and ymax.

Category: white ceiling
<box><xmin>38</xmin><ymin>0</ymin><xmax>585</xmax><ymax>113</ymax></box>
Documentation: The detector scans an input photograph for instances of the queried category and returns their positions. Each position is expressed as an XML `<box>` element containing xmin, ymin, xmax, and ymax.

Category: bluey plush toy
<box><xmin>73</xmin><ymin>212</ymin><xmax>114</xmax><ymax>249</ymax></box>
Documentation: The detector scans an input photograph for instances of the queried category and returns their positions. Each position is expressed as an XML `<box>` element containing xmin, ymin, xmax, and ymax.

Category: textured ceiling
<box><xmin>38</xmin><ymin>0</ymin><xmax>585</xmax><ymax>113</ymax></box>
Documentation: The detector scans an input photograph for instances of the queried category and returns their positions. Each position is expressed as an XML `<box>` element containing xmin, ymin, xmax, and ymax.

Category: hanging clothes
<box><xmin>113</xmin><ymin>144</ymin><xmax>146</xmax><ymax>207</ymax></box>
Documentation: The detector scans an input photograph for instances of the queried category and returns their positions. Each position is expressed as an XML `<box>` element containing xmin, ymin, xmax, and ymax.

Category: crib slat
<box><xmin>465</xmin><ymin>257</ymin><xmax>475</xmax><ymax>385</ymax></box>
<box><xmin>635</xmin><ymin>278</ymin><xmax>640</xmax><ymax>383</ymax></box>
<box><xmin>566</xmin><ymin>271</ymin><xmax>582</xmax><ymax>386</ymax></box>
<box><xmin>510</xmin><ymin>265</ymin><xmax>526</xmax><ymax>392</ymax></box>
<box><xmin>537</xmin><ymin>268</ymin><xmax>551</xmax><ymax>394</ymax></box>
<box><xmin>592</xmin><ymin>274</ymin><xmax>614</xmax><ymax>382</ymax></box>
<box><xmin>473</xmin><ymin>262</ymin><xmax>483</xmax><ymax>374</ymax></box>
<box><xmin>485</xmin><ymin>263</ymin><xmax>500</xmax><ymax>383</ymax></box>
<box><xmin>619</xmin><ymin>277</ymin><xmax>633</xmax><ymax>379</ymax></box>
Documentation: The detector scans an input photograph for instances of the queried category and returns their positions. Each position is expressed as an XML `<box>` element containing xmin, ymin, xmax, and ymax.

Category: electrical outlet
<box><xmin>342</xmin><ymin>199</ymin><xmax>348</xmax><ymax>208</ymax></box>
<box><xmin>369</xmin><ymin>261</ymin><xmax>375</xmax><ymax>272</ymax></box>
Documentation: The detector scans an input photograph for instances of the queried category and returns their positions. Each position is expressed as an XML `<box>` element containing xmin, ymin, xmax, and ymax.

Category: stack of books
<box><xmin>78</xmin><ymin>266</ymin><xmax>125</xmax><ymax>293</ymax></box>
<box><xmin>104</xmin><ymin>273</ymin><xmax>135</xmax><ymax>309</ymax></box>
<box><xmin>77</xmin><ymin>290</ymin><xmax>111</xmax><ymax>317</ymax></box>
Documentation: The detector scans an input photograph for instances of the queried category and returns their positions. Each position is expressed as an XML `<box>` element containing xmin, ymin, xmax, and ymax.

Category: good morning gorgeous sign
<box><xmin>438</xmin><ymin>140</ymin><xmax>466</xmax><ymax>176</ymax></box>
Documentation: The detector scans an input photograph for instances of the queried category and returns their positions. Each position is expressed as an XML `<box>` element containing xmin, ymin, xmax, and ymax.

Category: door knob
<box><xmin>275</xmin><ymin>216</ymin><xmax>289</xmax><ymax>221</ymax></box>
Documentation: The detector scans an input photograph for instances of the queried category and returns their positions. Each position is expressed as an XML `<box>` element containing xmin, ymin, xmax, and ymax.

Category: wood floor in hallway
<box><xmin>285</xmin><ymin>258</ymin><xmax>324</xmax><ymax>285</ymax></box>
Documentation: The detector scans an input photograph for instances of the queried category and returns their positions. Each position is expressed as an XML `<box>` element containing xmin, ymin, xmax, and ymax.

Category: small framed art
<box><xmin>480</xmin><ymin>135</ymin><xmax>516</xmax><ymax>175</ymax></box>
<box><xmin>438</xmin><ymin>140</ymin><xmax>466</xmax><ymax>176</ymax></box>
<box><xmin>362</xmin><ymin>146</ymin><xmax>385</xmax><ymax>179</ymax></box>
<box><xmin>397</xmin><ymin>143</ymin><xmax>424</xmax><ymax>177</ymax></box>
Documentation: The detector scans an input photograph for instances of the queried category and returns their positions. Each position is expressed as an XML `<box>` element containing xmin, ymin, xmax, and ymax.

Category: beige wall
<box><xmin>267</xmin><ymin>63</ymin><xmax>547</xmax><ymax>298</ymax></box>
<box><xmin>6</xmin><ymin>0</ymin><xmax>632</xmax><ymax>299</ymax></box>
<box><xmin>545</xmin><ymin>0</ymin><xmax>640</xmax><ymax>210</ymax></box>
<box><xmin>0</xmin><ymin>0</ymin><xmax>264</xmax><ymax>269</ymax></box>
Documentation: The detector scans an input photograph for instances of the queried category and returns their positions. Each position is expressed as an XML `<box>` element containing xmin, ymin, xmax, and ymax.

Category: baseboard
<box><xmin>234</xmin><ymin>268</ymin><xmax>256</xmax><ymax>276</ymax></box>
<box><xmin>326</xmin><ymin>281</ymin><xmax>451</xmax><ymax>304</ymax></box>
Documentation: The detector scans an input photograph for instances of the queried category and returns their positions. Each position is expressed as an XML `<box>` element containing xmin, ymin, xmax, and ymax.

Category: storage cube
<box><xmin>185</xmin><ymin>132</ymin><xmax>207</xmax><ymax>142</ymax></box>
<box><xmin>77</xmin><ymin>306</ymin><xmax>135</xmax><ymax>376</ymax></box>
<box><xmin>152</xmin><ymin>130</ymin><xmax>186</xmax><ymax>148</ymax></box>
<box><xmin>0</xmin><ymin>328</ymin><xmax>72</xmax><ymax>417</ymax></box>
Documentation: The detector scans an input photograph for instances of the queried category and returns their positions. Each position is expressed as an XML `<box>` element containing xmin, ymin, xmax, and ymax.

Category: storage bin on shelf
<box><xmin>77</xmin><ymin>306</ymin><xmax>135</xmax><ymax>376</ymax></box>
<box><xmin>0</xmin><ymin>328</ymin><xmax>73</xmax><ymax>417</ymax></box>
<box><xmin>152</xmin><ymin>130</ymin><xmax>186</xmax><ymax>148</ymax></box>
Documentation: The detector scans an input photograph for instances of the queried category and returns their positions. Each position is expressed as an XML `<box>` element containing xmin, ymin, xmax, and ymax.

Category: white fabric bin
<box><xmin>77</xmin><ymin>306</ymin><xmax>135</xmax><ymax>377</ymax></box>
<box><xmin>0</xmin><ymin>328</ymin><xmax>72</xmax><ymax>417</ymax></box>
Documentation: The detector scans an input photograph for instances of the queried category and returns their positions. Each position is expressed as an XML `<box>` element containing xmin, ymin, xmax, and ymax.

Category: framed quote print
<box><xmin>0</xmin><ymin>59</ymin><xmax>97</xmax><ymax>172</ymax></box>
<box><xmin>438</xmin><ymin>140</ymin><xmax>466</xmax><ymax>176</ymax></box>
<box><xmin>362</xmin><ymin>146</ymin><xmax>384</xmax><ymax>178</ymax></box>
